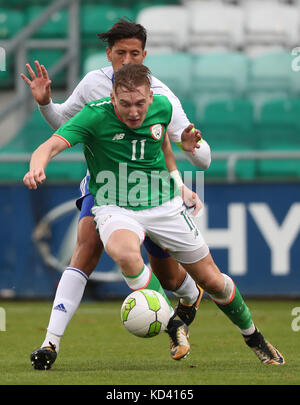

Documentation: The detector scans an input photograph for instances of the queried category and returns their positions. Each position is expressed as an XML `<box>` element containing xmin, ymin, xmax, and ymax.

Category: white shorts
<box><xmin>91</xmin><ymin>196</ymin><xmax>209</xmax><ymax>264</ymax></box>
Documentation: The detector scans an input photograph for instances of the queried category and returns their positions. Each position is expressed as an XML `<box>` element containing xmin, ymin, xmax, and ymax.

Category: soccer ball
<box><xmin>120</xmin><ymin>289</ymin><xmax>171</xmax><ymax>338</ymax></box>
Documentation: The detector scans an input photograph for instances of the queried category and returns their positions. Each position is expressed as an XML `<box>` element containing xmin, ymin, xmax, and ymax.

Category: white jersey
<box><xmin>39</xmin><ymin>66</ymin><xmax>189</xmax><ymax>143</ymax></box>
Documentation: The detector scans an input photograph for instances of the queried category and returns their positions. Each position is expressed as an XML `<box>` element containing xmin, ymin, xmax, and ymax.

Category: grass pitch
<box><xmin>0</xmin><ymin>299</ymin><xmax>300</xmax><ymax>386</ymax></box>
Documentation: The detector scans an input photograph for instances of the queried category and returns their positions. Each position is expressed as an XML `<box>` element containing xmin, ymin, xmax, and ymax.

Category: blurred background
<box><xmin>0</xmin><ymin>0</ymin><xmax>299</xmax><ymax>300</ymax></box>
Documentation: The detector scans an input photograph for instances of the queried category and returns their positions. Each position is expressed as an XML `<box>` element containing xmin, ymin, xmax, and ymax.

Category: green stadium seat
<box><xmin>81</xmin><ymin>5</ymin><xmax>135</xmax><ymax>43</ymax></box>
<box><xmin>254</xmin><ymin>99</ymin><xmax>300</xmax><ymax>178</ymax></box>
<box><xmin>27</xmin><ymin>49</ymin><xmax>66</xmax><ymax>87</ymax></box>
<box><xmin>26</xmin><ymin>6</ymin><xmax>68</xmax><ymax>38</ymax></box>
<box><xmin>0</xmin><ymin>8</ymin><xmax>25</xmax><ymax>39</ymax></box>
<box><xmin>0</xmin><ymin>108</ymin><xmax>86</xmax><ymax>181</ymax></box>
<box><xmin>181</xmin><ymin>99</ymin><xmax>197</xmax><ymax>126</ymax></box>
<box><xmin>201</xmin><ymin>99</ymin><xmax>256</xmax><ymax>179</ymax></box>
<box><xmin>133</xmin><ymin>0</ymin><xmax>181</xmax><ymax>16</ymax></box>
<box><xmin>145</xmin><ymin>52</ymin><xmax>192</xmax><ymax>99</ymax></box>
<box><xmin>192</xmin><ymin>52</ymin><xmax>248</xmax><ymax>97</ymax></box>
<box><xmin>248</xmin><ymin>51</ymin><xmax>297</xmax><ymax>97</ymax></box>
<box><xmin>201</xmin><ymin>99</ymin><xmax>254</xmax><ymax>148</ymax></box>
<box><xmin>82</xmin><ymin>51</ymin><xmax>109</xmax><ymax>75</ymax></box>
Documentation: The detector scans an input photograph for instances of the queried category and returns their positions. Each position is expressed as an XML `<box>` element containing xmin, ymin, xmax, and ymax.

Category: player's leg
<box><xmin>105</xmin><ymin>229</ymin><xmax>171</xmax><ymax>305</ymax></box>
<box><xmin>31</xmin><ymin>195</ymin><xmax>103</xmax><ymax>370</ymax></box>
<box><xmin>143</xmin><ymin>197</ymin><xmax>284</xmax><ymax>365</ymax></box>
<box><xmin>144</xmin><ymin>237</ymin><xmax>203</xmax><ymax>326</ymax></box>
<box><xmin>94</xmin><ymin>207</ymin><xmax>190</xmax><ymax>361</ymax></box>
<box><xmin>182</xmin><ymin>253</ymin><xmax>285</xmax><ymax>365</ymax></box>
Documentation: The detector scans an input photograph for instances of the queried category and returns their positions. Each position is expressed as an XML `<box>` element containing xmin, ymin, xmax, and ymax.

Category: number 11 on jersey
<box><xmin>131</xmin><ymin>139</ymin><xmax>146</xmax><ymax>161</ymax></box>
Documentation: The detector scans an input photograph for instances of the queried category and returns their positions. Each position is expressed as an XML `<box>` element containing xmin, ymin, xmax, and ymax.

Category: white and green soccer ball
<box><xmin>120</xmin><ymin>289</ymin><xmax>171</xmax><ymax>338</ymax></box>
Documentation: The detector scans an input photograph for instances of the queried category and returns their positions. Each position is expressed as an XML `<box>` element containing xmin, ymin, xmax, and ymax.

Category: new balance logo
<box><xmin>54</xmin><ymin>303</ymin><xmax>67</xmax><ymax>313</ymax></box>
<box><xmin>113</xmin><ymin>133</ymin><xmax>125</xmax><ymax>140</ymax></box>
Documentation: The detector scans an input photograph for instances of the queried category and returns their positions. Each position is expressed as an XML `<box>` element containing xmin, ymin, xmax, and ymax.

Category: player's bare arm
<box><xmin>161</xmin><ymin>133</ymin><xmax>177</xmax><ymax>172</ymax></box>
<box><xmin>20</xmin><ymin>60</ymin><xmax>52</xmax><ymax>106</ymax></box>
<box><xmin>23</xmin><ymin>136</ymin><xmax>68</xmax><ymax>190</ymax></box>
<box><xmin>161</xmin><ymin>132</ymin><xmax>202</xmax><ymax>216</ymax></box>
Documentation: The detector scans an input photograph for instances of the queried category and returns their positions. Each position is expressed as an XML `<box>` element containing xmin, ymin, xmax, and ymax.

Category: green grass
<box><xmin>0</xmin><ymin>299</ymin><xmax>300</xmax><ymax>385</ymax></box>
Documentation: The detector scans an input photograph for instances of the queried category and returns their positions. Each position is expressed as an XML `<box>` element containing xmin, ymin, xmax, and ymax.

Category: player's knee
<box><xmin>106</xmin><ymin>243</ymin><xmax>140</xmax><ymax>269</ymax></box>
<box><xmin>118</xmin><ymin>251</ymin><xmax>141</xmax><ymax>269</ymax></box>
<box><xmin>201</xmin><ymin>271</ymin><xmax>224</xmax><ymax>295</ymax></box>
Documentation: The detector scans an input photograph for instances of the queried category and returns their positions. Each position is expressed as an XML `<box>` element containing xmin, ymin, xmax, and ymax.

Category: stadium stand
<box><xmin>192</xmin><ymin>51</ymin><xmax>248</xmax><ymax>96</ymax></box>
<box><xmin>81</xmin><ymin>4</ymin><xmax>136</xmax><ymax>44</ymax></box>
<box><xmin>0</xmin><ymin>7</ymin><xmax>25</xmax><ymax>39</ymax></box>
<box><xmin>0</xmin><ymin>7</ymin><xmax>25</xmax><ymax>87</ymax></box>
<box><xmin>136</xmin><ymin>5</ymin><xmax>189</xmax><ymax>52</ymax></box>
<box><xmin>243</xmin><ymin>0</ymin><xmax>299</xmax><ymax>55</ymax></box>
<box><xmin>1</xmin><ymin>0</ymin><xmax>300</xmax><ymax>182</ymax></box>
<box><xmin>0</xmin><ymin>107</ymin><xmax>86</xmax><ymax>181</ymax></box>
<box><xmin>145</xmin><ymin>52</ymin><xmax>192</xmax><ymax>99</ymax></box>
<box><xmin>26</xmin><ymin>5</ymin><xmax>68</xmax><ymax>38</ymax></box>
<box><xmin>254</xmin><ymin>98</ymin><xmax>300</xmax><ymax>178</ymax></box>
<box><xmin>186</xmin><ymin>0</ymin><xmax>245</xmax><ymax>53</ymax></box>
<box><xmin>247</xmin><ymin>50</ymin><xmax>299</xmax><ymax>116</ymax></box>
<box><xmin>200</xmin><ymin>98</ymin><xmax>257</xmax><ymax>179</ymax></box>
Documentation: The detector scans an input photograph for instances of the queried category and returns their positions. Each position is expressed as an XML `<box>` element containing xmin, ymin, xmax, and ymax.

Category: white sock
<box><xmin>122</xmin><ymin>265</ymin><xmax>174</xmax><ymax>316</ymax></box>
<box><xmin>122</xmin><ymin>265</ymin><xmax>151</xmax><ymax>290</ymax></box>
<box><xmin>240</xmin><ymin>323</ymin><xmax>256</xmax><ymax>336</ymax></box>
<box><xmin>172</xmin><ymin>274</ymin><xmax>200</xmax><ymax>305</ymax></box>
<box><xmin>42</xmin><ymin>267</ymin><xmax>88</xmax><ymax>352</ymax></box>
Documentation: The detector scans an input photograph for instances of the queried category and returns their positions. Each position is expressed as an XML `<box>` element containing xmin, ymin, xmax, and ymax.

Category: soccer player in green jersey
<box><xmin>24</xmin><ymin>63</ymin><xmax>285</xmax><ymax>367</ymax></box>
<box><xmin>22</xmin><ymin>20</ymin><xmax>207</xmax><ymax>369</ymax></box>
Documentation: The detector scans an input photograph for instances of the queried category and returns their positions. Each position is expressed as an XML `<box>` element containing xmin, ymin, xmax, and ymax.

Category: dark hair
<box><xmin>113</xmin><ymin>63</ymin><xmax>151</xmax><ymax>93</ymax></box>
<box><xmin>97</xmin><ymin>18</ymin><xmax>147</xmax><ymax>50</ymax></box>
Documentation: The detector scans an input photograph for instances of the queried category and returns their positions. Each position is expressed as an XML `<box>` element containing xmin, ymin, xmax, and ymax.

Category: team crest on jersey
<box><xmin>150</xmin><ymin>124</ymin><xmax>163</xmax><ymax>141</ymax></box>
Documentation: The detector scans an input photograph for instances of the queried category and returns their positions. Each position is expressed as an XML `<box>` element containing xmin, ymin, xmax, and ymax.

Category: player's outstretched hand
<box><xmin>180</xmin><ymin>184</ymin><xmax>203</xmax><ymax>216</ymax></box>
<box><xmin>20</xmin><ymin>60</ymin><xmax>52</xmax><ymax>106</ymax></box>
<box><xmin>23</xmin><ymin>168</ymin><xmax>46</xmax><ymax>190</ymax></box>
<box><xmin>181</xmin><ymin>124</ymin><xmax>202</xmax><ymax>155</ymax></box>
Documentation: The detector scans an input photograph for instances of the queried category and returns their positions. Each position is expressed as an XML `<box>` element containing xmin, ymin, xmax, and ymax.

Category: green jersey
<box><xmin>55</xmin><ymin>95</ymin><xmax>180</xmax><ymax>210</ymax></box>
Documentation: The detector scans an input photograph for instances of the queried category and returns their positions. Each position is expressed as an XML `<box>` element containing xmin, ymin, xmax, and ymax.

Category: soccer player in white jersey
<box><xmin>24</xmin><ymin>63</ymin><xmax>285</xmax><ymax>369</ymax></box>
<box><xmin>21</xmin><ymin>19</ymin><xmax>212</xmax><ymax>368</ymax></box>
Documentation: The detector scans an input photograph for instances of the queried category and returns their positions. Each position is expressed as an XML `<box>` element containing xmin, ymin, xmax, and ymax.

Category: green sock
<box><xmin>123</xmin><ymin>265</ymin><xmax>172</xmax><ymax>310</ymax></box>
<box><xmin>214</xmin><ymin>284</ymin><xmax>253</xmax><ymax>330</ymax></box>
